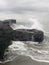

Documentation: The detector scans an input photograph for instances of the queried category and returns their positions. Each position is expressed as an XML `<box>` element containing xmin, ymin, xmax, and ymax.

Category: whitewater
<box><xmin>1</xmin><ymin>18</ymin><xmax>49</xmax><ymax>63</ymax></box>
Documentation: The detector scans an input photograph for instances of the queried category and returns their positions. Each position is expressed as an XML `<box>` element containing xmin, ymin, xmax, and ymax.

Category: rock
<box><xmin>0</xmin><ymin>20</ymin><xmax>44</xmax><ymax>60</ymax></box>
<box><xmin>0</xmin><ymin>27</ymin><xmax>12</xmax><ymax>60</ymax></box>
<box><xmin>11</xmin><ymin>29</ymin><xmax>44</xmax><ymax>42</ymax></box>
<box><xmin>31</xmin><ymin>29</ymin><xmax>44</xmax><ymax>42</ymax></box>
<box><xmin>3</xmin><ymin>19</ymin><xmax>16</xmax><ymax>26</ymax></box>
<box><xmin>0</xmin><ymin>20</ymin><xmax>14</xmax><ymax>60</ymax></box>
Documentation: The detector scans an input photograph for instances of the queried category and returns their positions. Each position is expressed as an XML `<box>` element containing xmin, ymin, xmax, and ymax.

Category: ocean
<box><xmin>0</xmin><ymin>16</ymin><xmax>49</xmax><ymax>65</ymax></box>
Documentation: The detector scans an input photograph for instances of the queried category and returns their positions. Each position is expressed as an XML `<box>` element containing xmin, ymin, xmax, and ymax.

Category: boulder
<box><xmin>11</xmin><ymin>29</ymin><xmax>44</xmax><ymax>42</ymax></box>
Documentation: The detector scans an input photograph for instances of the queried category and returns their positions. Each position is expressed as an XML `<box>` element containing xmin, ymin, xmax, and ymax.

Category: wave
<box><xmin>2</xmin><ymin>35</ymin><xmax>49</xmax><ymax>63</ymax></box>
<box><xmin>11</xmin><ymin>18</ymin><xmax>44</xmax><ymax>31</ymax></box>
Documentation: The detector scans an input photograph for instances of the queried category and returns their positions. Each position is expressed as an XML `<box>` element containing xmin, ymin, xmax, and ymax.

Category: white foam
<box><xmin>11</xmin><ymin>18</ymin><xmax>44</xmax><ymax>31</ymax></box>
<box><xmin>8</xmin><ymin>41</ymin><xmax>49</xmax><ymax>63</ymax></box>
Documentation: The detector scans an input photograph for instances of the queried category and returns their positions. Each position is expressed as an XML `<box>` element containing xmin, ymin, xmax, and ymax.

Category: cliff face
<box><xmin>3</xmin><ymin>19</ymin><xmax>16</xmax><ymax>26</ymax></box>
<box><xmin>0</xmin><ymin>19</ymin><xmax>16</xmax><ymax>60</ymax></box>
<box><xmin>0</xmin><ymin>26</ymin><xmax>12</xmax><ymax>60</ymax></box>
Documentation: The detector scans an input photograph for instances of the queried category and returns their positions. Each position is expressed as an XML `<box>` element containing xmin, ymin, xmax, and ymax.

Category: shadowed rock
<box><xmin>11</xmin><ymin>29</ymin><xmax>44</xmax><ymax>42</ymax></box>
<box><xmin>0</xmin><ymin>19</ymin><xmax>44</xmax><ymax>60</ymax></box>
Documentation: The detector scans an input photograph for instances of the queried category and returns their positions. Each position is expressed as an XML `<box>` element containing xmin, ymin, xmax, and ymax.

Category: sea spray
<box><xmin>11</xmin><ymin>18</ymin><xmax>44</xmax><ymax>31</ymax></box>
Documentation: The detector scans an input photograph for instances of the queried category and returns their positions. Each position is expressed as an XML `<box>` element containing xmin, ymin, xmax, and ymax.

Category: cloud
<box><xmin>0</xmin><ymin>0</ymin><xmax>49</xmax><ymax>14</ymax></box>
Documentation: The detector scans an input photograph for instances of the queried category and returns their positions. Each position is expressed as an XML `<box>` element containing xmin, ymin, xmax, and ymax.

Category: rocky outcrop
<box><xmin>0</xmin><ymin>20</ymin><xmax>15</xmax><ymax>60</ymax></box>
<box><xmin>0</xmin><ymin>27</ymin><xmax>12</xmax><ymax>60</ymax></box>
<box><xmin>11</xmin><ymin>29</ymin><xmax>44</xmax><ymax>42</ymax></box>
<box><xmin>2</xmin><ymin>19</ymin><xmax>16</xmax><ymax>26</ymax></box>
<box><xmin>0</xmin><ymin>19</ymin><xmax>44</xmax><ymax>60</ymax></box>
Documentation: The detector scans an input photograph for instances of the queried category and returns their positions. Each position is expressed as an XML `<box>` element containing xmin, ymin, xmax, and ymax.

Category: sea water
<box><xmin>1</xmin><ymin>17</ymin><xmax>49</xmax><ymax>63</ymax></box>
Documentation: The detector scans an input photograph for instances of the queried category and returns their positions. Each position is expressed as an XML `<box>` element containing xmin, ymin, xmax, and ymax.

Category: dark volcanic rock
<box><xmin>0</xmin><ymin>19</ymin><xmax>44</xmax><ymax>60</ymax></box>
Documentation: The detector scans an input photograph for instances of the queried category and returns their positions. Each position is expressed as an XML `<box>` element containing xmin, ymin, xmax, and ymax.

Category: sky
<box><xmin>0</xmin><ymin>0</ymin><xmax>49</xmax><ymax>24</ymax></box>
<box><xmin>0</xmin><ymin>0</ymin><xmax>49</xmax><ymax>14</ymax></box>
<box><xmin>0</xmin><ymin>0</ymin><xmax>49</xmax><ymax>34</ymax></box>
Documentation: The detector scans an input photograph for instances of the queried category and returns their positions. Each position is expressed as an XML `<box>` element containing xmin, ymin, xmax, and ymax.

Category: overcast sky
<box><xmin>0</xmin><ymin>0</ymin><xmax>49</xmax><ymax>33</ymax></box>
<box><xmin>0</xmin><ymin>0</ymin><xmax>49</xmax><ymax>14</ymax></box>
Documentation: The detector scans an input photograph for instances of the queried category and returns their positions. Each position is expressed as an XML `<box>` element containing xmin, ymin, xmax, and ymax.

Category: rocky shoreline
<box><xmin>0</xmin><ymin>19</ymin><xmax>44</xmax><ymax>60</ymax></box>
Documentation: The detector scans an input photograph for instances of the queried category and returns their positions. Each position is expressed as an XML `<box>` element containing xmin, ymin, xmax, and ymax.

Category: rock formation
<box><xmin>0</xmin><ymin>19</ymin><xmax>44</xmax><ymax>60</ymax></box>
<box><xmin>11</xmin><ymin>29</ymin><xmax>44</xmax><ymax>42</ymax></box>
